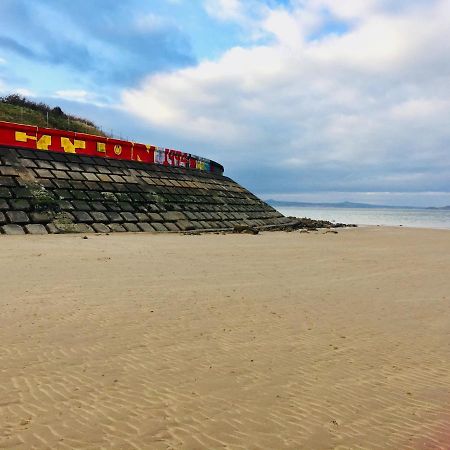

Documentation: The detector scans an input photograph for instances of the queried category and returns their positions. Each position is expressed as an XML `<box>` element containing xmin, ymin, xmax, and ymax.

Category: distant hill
<box><xmin>266</xmin><ymin>199</ymin><xmax>412</xmax><ymax>209</ymax></box>
<box><xmin>0</xmin><ymin>94</ymin><xmax>106</xmax><ymax>136</ymax></box>
<box><xmin>427</xmin><ymin>205</ymin><xmax>450</xmax><ymax>210</ymax></box>
<box><xmin>265</xmin><ymin>199</ymin><xmax>450</xmax><ymax>210</ymax></box>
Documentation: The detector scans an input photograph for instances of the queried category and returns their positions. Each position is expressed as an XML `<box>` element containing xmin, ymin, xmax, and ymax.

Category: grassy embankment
<box><xmin>0</xmin><ymin>94</ymin><xmax>106</xmax><ymax>136</ymax></box>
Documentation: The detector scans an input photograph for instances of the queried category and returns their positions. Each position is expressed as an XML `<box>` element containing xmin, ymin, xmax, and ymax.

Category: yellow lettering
<box><xmin>15</xmin><ymin>131</ymin><xmax>37</xmax><ymax>143</ymax></box>
<box><xmin>61</xmin><ymin>137</ymin><xmax>86</xmax><ymax>154</ymax></box>
<box><xmin>37</xmin><ymin>135</ymin><xmax>51</xmax><ymax>150</ymax></box>
<box><xmin>97</xmin><ymin>142</ymin><xmax>106</xmax><ymax>153</ymax></box>
<box><xmin>114</xmin><ymin>145</ymin><xmax>122</xmax><ymax>155</ymax></box>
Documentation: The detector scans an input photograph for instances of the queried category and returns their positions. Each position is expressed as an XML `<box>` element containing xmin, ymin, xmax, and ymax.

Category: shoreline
<box><xmin>277</xmin><ymin>206</ymin><xmax>450</xmax><ymax>230</ymax></box>
<box><xmin>1</xmin><ymin>227</ymin><xmax>450</xmax><ymax>449</ymax></box>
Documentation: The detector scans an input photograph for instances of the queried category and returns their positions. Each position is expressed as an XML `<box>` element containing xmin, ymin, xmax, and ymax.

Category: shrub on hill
<box><xmin>0</xmin><ymin>94</ymin><xmax>106</xmax><ymax>136</ymax></box>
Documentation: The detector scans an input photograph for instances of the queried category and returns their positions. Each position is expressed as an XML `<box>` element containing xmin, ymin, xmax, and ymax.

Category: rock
<box><xmin>233</xmin><ymin>224</ymin><xmax>259</xmax><ymax>235</ymax></box>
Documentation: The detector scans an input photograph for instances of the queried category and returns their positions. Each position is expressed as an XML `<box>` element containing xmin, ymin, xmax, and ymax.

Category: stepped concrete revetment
<box><xmin>0</xmin><ymin>146</ymin><xmax>288</xmax><ymax>235</ymax></box>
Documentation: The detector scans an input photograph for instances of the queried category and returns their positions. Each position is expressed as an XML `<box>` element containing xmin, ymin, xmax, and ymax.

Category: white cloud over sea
<box><xmin>1</xmin><ymin>0</ymin><xmax>450</xmax><ymax>205</ymax></box>
<box><xmin>122</xmin><ymin>0</ymin><xmax>450</xmax><ymax>204</ymax></box>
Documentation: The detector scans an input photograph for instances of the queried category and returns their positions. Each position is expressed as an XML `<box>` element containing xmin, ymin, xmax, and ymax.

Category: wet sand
<box><xmin>1</xmin><ymin>227</ymin><xmax>450</xmax><ymax>449</ymax></box>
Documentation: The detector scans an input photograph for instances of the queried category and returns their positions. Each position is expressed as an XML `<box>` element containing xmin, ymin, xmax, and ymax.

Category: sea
<box><xmin>276</xmin><ymin>207</ymin><xmax>450</xmax><ymax>230</ymax></box>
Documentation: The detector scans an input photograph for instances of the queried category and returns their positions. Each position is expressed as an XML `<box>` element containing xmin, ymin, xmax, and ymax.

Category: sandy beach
<box><xmin>1</xmin><ymin>227</ymin><xmax>450</xmax><ymax>449</ymax></box>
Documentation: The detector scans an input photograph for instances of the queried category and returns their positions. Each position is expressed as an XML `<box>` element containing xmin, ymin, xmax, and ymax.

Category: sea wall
<box><xmin>0</xmin><ymin>124</ymin><xmax>287</xmax><ymax>234</ymax></box>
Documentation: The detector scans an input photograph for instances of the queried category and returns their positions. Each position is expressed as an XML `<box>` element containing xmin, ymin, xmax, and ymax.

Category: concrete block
<box><xmin>151</xmin><ymin>223</ymin><xmax>168</xmax><ymax>232</ymax></box>
<box><xmin>148</xmin><ymin>212</ymin><xmax>163</xmax><ymax>222</ymax></box>
<box><xmin>6</xmin><ymin>210</ymin><xmax>29</xmax><ymax>224</ymax></box>
<box><xmin>123</xmin><ymin>223</ymin><xmax>140</xmax><ymax>232</ymax></box>
<box><xmin>91</xmin><ymin>202</ymin><xmax>107</xmax><ymax>212</ymax></box>
<box><xmin>73</xmin><ymin>223</ymin><xmax>95</xmax><ymax>233</ymax></box>
<box><xmin>91</xmin><ymin>211</ymin><xmax>108</xmax><ymax>222</ymax></box>
<box><xmin>0</xmin><ymin>166</ymin><xmax>19</xmax><ymax>176</ymax></box>
<box><xmin>72</xmin><ymin>190</ymin><xmax>90</xmax><ymax>200</ymax></box>
<box><xmin>137</xmin><ymin>222</ymin><xmax>155</xmax><ymax>232</ymax></box>
<box><xmin>105</xmin><ymin>212</ymin><xmax>122</xmax><ymax>222</ymax></box>
<box><xmin>0</xmin><ymin>187</ymin><xmax>12</xmax><ymax>198</ymax></box>
<box><xmin>118</xmin><ymin>202</ymin><xmax>134</xmax><ymax>212</ymax></box>
<box><xmin>0</xmin><ymin>176</ymin><xmax>16</xmax><ymax>187</ymax></box>
<box><xmin>72</xmin><ymin>201</ymin><xmax>90</xmax><ymax>211</ymax></box>
<box><xmin>83</xmin><ymin>172</ymin><xmax>99</xmax><ymax>182</ymax></box>
<box><xmin>121</xmin><ymin>212</ymin><xmax>138</xmax><ymax>222</ymax></box>
<box><xmin>46</xmin><ymin>223</ymin><xmax>60</xmax><ymax>234</ymax></box>
<box><xmin>165</xmin><ymin>222</ymin><xmax>180</xmax><ymax>232</ymax></box>
<box><xmin>30</xmin><ymin>212</ymin><xmax>54</xmax><ymax>223</ymax></box>
<box><xmin>135</xmin><ymin>213</ymin><xmax>149</xmax><ymax>222</ymax></box>
<box><xmin>25</xmin><ymin>224</ymin><xmax>48</xmax><ymax>235</ymax></box>
<box><xmin>92</xmin><ymin>223</ymin><xmax>110</xmax><ymax>233</ymax></box>
<box><xmin>109</xmin><ymin>223</ymin><xmax>126</xmax><ymax>232</ymax></box>
<box><xmin>176</xmin><ymin>220</ymin><xmax>195</xmax><ymax>231</ymax></box>
<box><xmin>162</xmin><ymin>211</ymin><xmax>186</xmax><ymax>222</ymax></box>
<box><xmin>2</xmin><ymin>224</ymin><xmax>25</xmax><ymax>235</ymax></box>
<box><xmin>9</xmin><ymin>199</ymin><xmax>31</xmax><ymax>211</ymax></box>
<box><xmin>72</xmin><ymin>211</ymin><xmax>93</xmax><ymax>223</ymax></box>
<box><xmin>35</xmin><ymin>169</ymin><xmax>53</xmax><ymax>178</ymax></box>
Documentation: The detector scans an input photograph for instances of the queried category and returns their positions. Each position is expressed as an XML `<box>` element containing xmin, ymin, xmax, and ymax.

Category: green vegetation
<box><xmin>0</xmin><ymin>94</ymin><xmax>106</xmax><ymax>136</ymax></box>
<box><xmin>27</xmin><ymin>184</ymin><xmax>59</xmax><ymax>212</ymax></box>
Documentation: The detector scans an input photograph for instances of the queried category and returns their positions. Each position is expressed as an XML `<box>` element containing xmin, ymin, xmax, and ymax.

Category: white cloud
<box><xmin>204</xmin><ymin>0</ymin><xmax>245</xmax><ymax>22</ymax></box>
<box><xmin>53</xmin><ymin>89</ymin><xmax>110</xmax><ymax>106</ymax></box>
<box><xmin>122</xmin><ymin>0</ymin><xmax>450</xmax><ymax>196</ymax></box>
<box><xmin>0</xmin><ymin>57</ymin><xmax>6</xmax><ymax>65</ymax></box>
<box><xmin>54</xmin><ymin>89</ymin><xmax>89</xmax><ymax>100</ymax></box>
<box><xmin>15</xmin><ymin>88</ymin><xmax>36</xmax><ymax>97</ymax></box>
<box><xmin>135</xmin><ymin>13</ymin><xmax>170</xmax><ymax>32</ymax></box>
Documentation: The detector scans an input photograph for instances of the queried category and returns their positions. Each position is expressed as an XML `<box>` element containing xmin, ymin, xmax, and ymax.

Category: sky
<box><xmin>1</xmin><ymin>0</ymin><xmax>450</xmax><ymax>206</ymax></box>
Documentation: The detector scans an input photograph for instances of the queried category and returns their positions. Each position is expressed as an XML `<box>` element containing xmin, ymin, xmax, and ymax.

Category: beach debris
<box><xmin>274</xmin><ymin>217</ymin><xmax>356</xmax><ymax>232</ymax></box>
<box><xmin>233</xmin><ymin>224</ymin><xmax>259</xmax><ymax>235</ymax></box>
<box><xmin>324</xmin><ymin>230</ymin><xmax>339</xmax><ymax>234</ymax></box>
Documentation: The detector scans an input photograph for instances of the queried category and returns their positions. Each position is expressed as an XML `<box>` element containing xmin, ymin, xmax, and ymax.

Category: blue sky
<box><xmin>1</xmin><ymin>0</ymin><xmax>450</xmax><ymax>206</ymax></box>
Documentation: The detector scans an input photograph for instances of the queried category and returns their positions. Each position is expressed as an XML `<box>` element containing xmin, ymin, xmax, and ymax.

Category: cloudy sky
<box><xmin>1</xmin><ymin>0</ymin><xmax>449</xmax><ymax>206</ymax></box>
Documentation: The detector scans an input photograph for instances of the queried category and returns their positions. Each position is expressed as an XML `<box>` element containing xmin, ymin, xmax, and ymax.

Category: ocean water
<box><xmin>276</xmin><ymin>207</ymin><xmax>450</xmax><ymax>229</ymax></box>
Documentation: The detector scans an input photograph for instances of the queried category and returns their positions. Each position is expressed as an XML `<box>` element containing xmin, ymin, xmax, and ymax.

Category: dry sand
<box><xmin>1</xmin><ymin>227</ymin><xmax>450</xmax><ymax>450</ymax></box>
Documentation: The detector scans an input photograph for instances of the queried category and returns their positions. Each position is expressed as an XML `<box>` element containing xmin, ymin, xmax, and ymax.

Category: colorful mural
<box><xmin>0</xmin><ymin>121</ymin><xmax>224</xmax><ymax>175</ymax></box>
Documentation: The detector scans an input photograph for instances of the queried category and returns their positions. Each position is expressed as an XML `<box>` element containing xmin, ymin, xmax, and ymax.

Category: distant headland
<box><xmin>266</xmin><ymin>199</ymin><xmax>450</xmax><ymax>210</ymax></box>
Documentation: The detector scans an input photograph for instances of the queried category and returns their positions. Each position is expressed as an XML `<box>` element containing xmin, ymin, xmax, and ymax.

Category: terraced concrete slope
<box><xmin>0</xmin><ymin>146</ymin><xmax>287</xmax><ymax>234</ymax></box>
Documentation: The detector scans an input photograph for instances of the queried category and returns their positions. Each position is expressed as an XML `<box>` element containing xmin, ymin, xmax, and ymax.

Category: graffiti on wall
<box><xmin>0</xmin><ymin>121</ymin><xmax>224</xmax><ymax>175</ymax></box>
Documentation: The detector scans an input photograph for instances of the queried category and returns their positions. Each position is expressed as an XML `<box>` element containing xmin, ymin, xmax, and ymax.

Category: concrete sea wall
<box><xmin>0</xmin><ymin>142</ymin><xmax>287</xmax><ymax>235</ymax></box>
